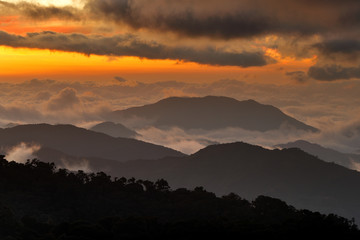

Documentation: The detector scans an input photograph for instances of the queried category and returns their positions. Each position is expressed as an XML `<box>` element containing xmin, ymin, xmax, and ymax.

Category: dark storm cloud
<box><xmin>308</xmin><ymin>65</ymin><xmax>360</xmax><ymax>81</ymax></box>
<box><xmin>83</xmin><ymin>0</ymin><xmax>316</xmax><ymax>39</ymax></box>
<box><xmin>0</xmin><ymin>0</ymin><xmax>358</xmax><ymax>45</ymax></box>
<box><xmin>147</xmin><ymin>12</ymin><xmax>273</xmax><ymax>39</ymax></box>
<box><xmin>0</xmin><ymin>1</ymin><xmax>80</xmax><ymax>20</ymax></box>
<box><xmin>3</xmin><ymin>0</ymin><xmax>360</xmax><ymax>39</ymax></box>
<box><xmin>83</xmin><ymin>0</ymin><xmax>360</xmax><ymax>39</ymax></box>
<box><xmin>313</xmin><ymin>39</ymin><xmax>360</xmax><ymax>55</ymax></box>
<box><xmin>85</xmin><ymin>0</ymin><xmax>276</xmax><ymax>39</ymax></box>
<box><xmin>0</xmin><ymin>31</ymin><xmax>271</xmax><ymax>67</ymax></box>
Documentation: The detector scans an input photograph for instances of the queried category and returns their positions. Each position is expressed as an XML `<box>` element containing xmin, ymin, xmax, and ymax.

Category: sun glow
<box><xmin>0</xmin><ymin>46</ymin><xmax>232</xmax><ymax>81</ymax></box>
<box><xmin>0</xmin><ymin>44</ymin><xmax>318</xmax><ymax>84</ymax></box>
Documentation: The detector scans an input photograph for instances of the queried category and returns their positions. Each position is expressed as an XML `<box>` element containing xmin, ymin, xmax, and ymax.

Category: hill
<box><xmin>34</xmin><ymin>147</ymin><xmax>123</xmax><ymax>173</ymax></box>
<box><xmin>109</xmin><ymin>142</ymin><xmax>360</xmax><ymax>222</ymax></box>
<box><xmin>275</xmin><ymin>140</ymin><xmax>360</xmax><ymax>171</ymax></box>
<box><xmin>0</xmin><ymin>156</ymin><xmax>358</xmax><ymax>239</ymax></box>
<box><xmin>0</xmin><ymin>124</ymin><xmax>184</xmax><ymax>162</ymax></box>
<box><xmin>90</xmin><ymin>121</ymin><xmax>138</xmax><ymax>138</ymax></box>
<box><xmin>108</xmin><ymin>96</ymin><xmax>318</xmax><ymax>132</ymax></box>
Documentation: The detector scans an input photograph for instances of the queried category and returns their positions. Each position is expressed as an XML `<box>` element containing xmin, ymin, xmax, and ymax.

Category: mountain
<box><xmin>34</xmin><ymin>147</ymin><xmax>123</xmax><ymax>172</ymax></box>
<box><xmin>108</xmin><ymin>96</ymin><xmax>318</xmax><ymax>132</ymax></box>
<box><xmin>4</xmin><ymin>123</ymin><xmax>19</xmax><ymax>128</ymax></box>
<box><xmin>90</xmin><ymin>121</ymin><xmax>139</xmax><ymax>138</ymax></box>
<box><xmin>108</xmin><ymin>142</ymin><xmax>360</xmax><ymax>222</ymax></box>
<box><xmin>275</xmin><ymin>140</ymin><xmax>360</xmax><ymax>171</ymax></box>
<box><xmin>1</xmin><ymin>156</ymin><xmax>358</xmax><ymax>239</ymax></box>
<box><xmin>0</xmin><ymin>124</ymin><xmax>185</xmax><ymax>162</ymax></box>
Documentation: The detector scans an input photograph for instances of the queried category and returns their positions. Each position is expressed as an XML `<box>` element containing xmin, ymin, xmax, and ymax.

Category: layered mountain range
<box><xmin>0</xmin><ymin>97</ymin><xmax>358</xmax><ymax>223</ymax></box>
<box><xmin>276</xmin><ymin>140</ymin><xmax>360</xmax><ymax>171</ymax></box>
<box><xmin>0</xmin><ymin>124</ymin><xmax>184</xmax><ymax>164</ymax></box>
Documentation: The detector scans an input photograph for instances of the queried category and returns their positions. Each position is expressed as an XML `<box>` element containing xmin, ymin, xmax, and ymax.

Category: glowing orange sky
<box><xmin>0</xmin><ymin>7</ymin><xmax>317</xmax><ymax>84</ymax></box>
<box><xmin>0</xmin><ymin>16</ymin><xmax>91</xmax><ymax>35</ymax></box>
<box><xmin>0</xmin><ymin>43</ymin><xmax>316</xmax><ymax>84</ymax></box>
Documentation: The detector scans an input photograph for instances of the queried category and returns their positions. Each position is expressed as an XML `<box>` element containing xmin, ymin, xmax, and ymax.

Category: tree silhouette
<box><xmin>0</xmin><ymin>156</ymin><xmax>358</xmax><ymax>239</ymax></box>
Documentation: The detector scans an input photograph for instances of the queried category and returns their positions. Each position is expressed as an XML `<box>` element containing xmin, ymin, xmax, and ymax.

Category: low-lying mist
<box><xmin>3</xmin><ymin>142</ymin><xmax>92</xmax><ymax>172</ymax></box>
<box><xmin>60</xmin><ymin>157</ymin><xmax>92</xmax><ymax>173</ymax></box>
<box><xmin>5</xmin><ymin>142</ymin><xmax>41</xmax><ymax>163</ymax></box>
<box><xmin>0</xmin><ymin>78</ymin><xmax>359</xmax><ymax>155</ymax></box>
<box><xmin>135</xmin><ymin>121</ymin><xmax>360</xmax><ymax>155</ymax></box>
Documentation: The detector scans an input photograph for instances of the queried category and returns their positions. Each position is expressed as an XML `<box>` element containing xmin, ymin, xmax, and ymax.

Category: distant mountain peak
<box><xmin>275</xmin><ymin>139</ymin><xmax>360</xmax><ymax>171</ymax></box>
<box><xmin>191</xmin><ymin>141</ymin><xmax>309</xmax><ymax>160</ymax></box>
<box><xmin>109</xmin><ymin>96</ymin><xmax>318</xmax><ymax>132</ymax></box>
<box><xmin>157</xmin><ymin>96</ymin><xmax>259</xmax><ymax>104</ymax></box>
<box><xmin>90</xmin><ymin>121</ymin><xmax>138</xmax><ymax>138</ymax></box>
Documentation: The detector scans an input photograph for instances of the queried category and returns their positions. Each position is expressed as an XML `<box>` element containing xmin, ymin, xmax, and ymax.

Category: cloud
<box><xmin>85</xmin><ymin>0</ymin><xmax>276</xmax><ymax>39</ymax></box>
<box><xmin>306</xmin><ymin>119</ymin><xmax>360</xmax><ymax>154</ymax></box>
<box><xmin>2</xmin><ymin>140</ymin><xmax>92</xmax><ymax>172</ymax></box>
<box><xmin>308</xmin><ymin>65</ymin><xmax>360</xmax><ymax>81</ymax></box>
<box><xmin>314</xmin><ymin>39</ymin><xmax>360</xmax><ymax>55</ymax></box>
<box><xmin>0</xmin><ymin>78</ymin><xmax>360</xmax><ymax>152</ymax></box>
<box><xmin>0</xmin><ymin>80</ymin><xmax>113</xmax><ymax>125</ymax></box>
<box><xmin>286</xmin><ymin>71</ymin><xmax>308</xmax><ymax>83</ymax></box>
<box><xmin>136</xmin><ymin>125</ymin><xmax>318</xmax><ymax>154</ymax></box>
<box><xmin>0</xmin><ymin>104</ymin><xmax>42</xmax><ymax>122</ymax></box>
<box><xmin>3</xmin><ymin>0</ymin><xmax>360</xmax><ymax>72</ymax></box>
<box><xmin>5</xmin><ymin>142</ymin><xmax>41</xmax><ymax>163</ymax></box>
<box><xmin>0</xmin><ymin>1</ymin><xmax>80</xmax><ymax>20</ymax></box>
<box><xmin>0</xmin><ymin>30</ymin><xmax>271</xmax><ymax>67</ymax></box>
<box><xmin>46</xmin><ymin>87</ymin><xmax>81</xmax><ymax>111</ymax></box>
<box><xmin>35</xmin><ymin>91</ymin><xmax>52</xmax><ymax>101</ymax></box>
<box><xmin>60</xmin><ymin>157</ymin><xmax>92</xmax><ymax>172</ymax></box>
<box><xmin>82</xmin><ymin>0</ymin><xmax>360</xmax><ymax>39</ymax></box>
<box><xmin>0</xmin><ymin>77</ymin><xmax>358</xmax><ymax>156</ymax></box>
<box><xmin>136</xmin><ymin>117</ymin><xmax>360</xmax><ymax>156</ymax></box>
<box><xmin>4</xmin><ymin>0</ymin><xmax>359</xmax><ymax>40</ymax></box>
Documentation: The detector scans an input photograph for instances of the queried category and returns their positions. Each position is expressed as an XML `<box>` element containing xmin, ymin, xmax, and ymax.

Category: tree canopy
<box><xmin>0</xmin><ymin>155</ymin><xmax>358</xmax><ymax>239</ymax></box>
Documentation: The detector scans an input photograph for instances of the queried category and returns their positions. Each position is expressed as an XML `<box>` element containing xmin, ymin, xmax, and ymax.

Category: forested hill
<box><xmin>0</xmin><ymin>156</ymin><xmax>358</xmax><ymax>239</ymax></box>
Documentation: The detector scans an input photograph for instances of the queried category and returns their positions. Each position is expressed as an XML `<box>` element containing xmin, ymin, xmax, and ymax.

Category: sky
<box><xmin>0</xmin><ymin>0</ymin><xmax>360</xmax><ymax>154</ymax></box>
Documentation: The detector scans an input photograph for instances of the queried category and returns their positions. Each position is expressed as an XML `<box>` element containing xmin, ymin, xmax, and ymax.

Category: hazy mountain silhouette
<box><xmin>108</xmin><ymin>96</ymin><xmax>318</xmax><ymax>132</ymax></box>
<box><xmin>276</xmin><ymin>140</ymin><xmax>360</xmax><ymax>171</ymax></box>
<box><xmin>109</xmin><ymin>142</ymin><xmax>360</xmax><ymax>222</ymax></box>
<box><xmin>34</xmin><ymin>147</ymin><xmax>123</xmax><ymax>172</ymax></box>
<box><xmin>0</xmin><ymin>124</ymin><xmax>184</xmax><ymax>162</ymax></box>
<box><xmin>4</xmin><ymin>123</ymin><xmax>19</xmax><ymax>128</ymax></box>
<box><xmin>90</xmin><ymin>121</ymin><xmax>139</xmax><ymax>138</ymax></box>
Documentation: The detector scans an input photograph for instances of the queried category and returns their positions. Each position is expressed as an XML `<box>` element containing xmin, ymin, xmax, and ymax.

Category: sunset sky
<box><xmin>0</xmin><ymin>0</ymin><xmax>360</xmax><ymax>153</ymax></box>
<box><xmin>2</xmin><ymin>0</ymin><xmax>358</xmax><ymax>83</ymax></box>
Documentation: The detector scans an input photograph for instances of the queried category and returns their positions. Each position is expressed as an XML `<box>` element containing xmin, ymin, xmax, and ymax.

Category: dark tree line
<box><xmin>0</xmin><ymin>155</ymin><xmax>358</xmax><ymax>239</ymax></box>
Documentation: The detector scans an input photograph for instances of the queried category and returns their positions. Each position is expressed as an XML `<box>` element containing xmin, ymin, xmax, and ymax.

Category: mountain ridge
<box><xmin>107</xmin><ymin>141</ymin><xmax>360</xmax><ymax>223</ymax></box>
<box><xmin>0</xmin><ymin>124</ymin><xmax>185</xmax><ymax>162</ymax></box>
<box><xmin>90</xmin><ymin>121</ymin><xmax>139</xmax><ymax>138</ymax></box>
<box><xmin>108</xmin><ymin>96</ymin><xmax>318</xmax><ymax>132</ymax></box>
<box><xmin>275</xmin><ymin>140</ymin><xmax>360</xmax><ymax>171</ymax></box>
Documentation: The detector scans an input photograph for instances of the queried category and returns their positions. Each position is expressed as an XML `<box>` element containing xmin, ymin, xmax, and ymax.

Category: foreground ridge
<box><xmin>0</xmin><ymin>156</ymin><xmax>358</xmax><ymax>239</ymax></box>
